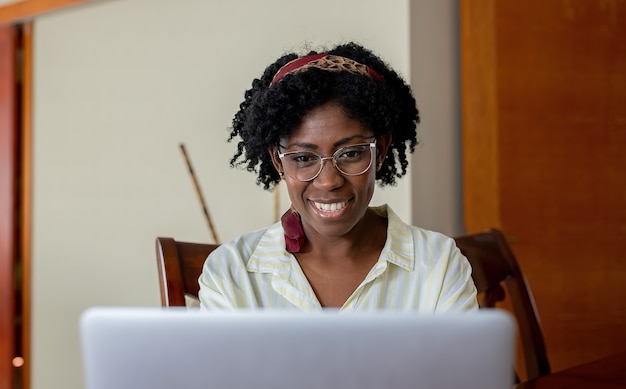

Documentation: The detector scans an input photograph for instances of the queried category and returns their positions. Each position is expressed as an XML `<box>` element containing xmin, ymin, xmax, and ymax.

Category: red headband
<box><xmin>270</xmin><ymin>54</ymin><xmax>384</xmax><ymax>85</ymax></box>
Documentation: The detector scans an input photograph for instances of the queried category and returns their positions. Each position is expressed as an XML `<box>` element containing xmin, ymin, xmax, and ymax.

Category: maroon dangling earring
<box><xmin>281</xmin><ymin>208</ymin><xmax>305</xmax><ymax>253</ymax></box>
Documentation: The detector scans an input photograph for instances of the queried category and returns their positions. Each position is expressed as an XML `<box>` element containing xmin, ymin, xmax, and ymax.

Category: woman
<box><xmin>199</xmin><ymin>42</ymin><xmax>477</xmax><ymax>311</ymax></box>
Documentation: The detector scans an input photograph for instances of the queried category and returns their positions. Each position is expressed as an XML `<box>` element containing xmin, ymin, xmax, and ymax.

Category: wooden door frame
<box><xmin>0</xmin><ymin>23</ymin><xmax>19</xmax><ymax>389</ymax></box>
<box><xmin>20</xmin><ymin>22</ymin><xmax>33</xmax><ymax>389</ymax></box>
<box><xmin>0</xmin><ymin>0</ymin><xmax>97</xmax><ymax>26</ymax></box>
<box><xmin>460</xmin><ymin>0</ymin><xmax>500</xmax><ymax>233</ymax></box>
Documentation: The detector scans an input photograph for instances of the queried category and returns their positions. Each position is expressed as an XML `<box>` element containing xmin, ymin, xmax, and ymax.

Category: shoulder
<box><xmin>204</xmin><ymin>220</ymin><xmax>285</xmax><ymax>268</ymax></box>
<box><xmin>374</xmin><ymin>204</ymin><xmax>464</xmax><ymax>267</ymax></box>
<box><xmin>374</xmin><ymin>204</ymin><xmax>457</xmax><ymax>249</ymax></box>
<box><xmin>370</xmin><ymin>205</ymin><xmax>477</xmax><ymax>311</ymax></box>
<box><xmin>412</xmin><ymin>226</ymin><xmax>460</xmax><ymax>259</ymax></box>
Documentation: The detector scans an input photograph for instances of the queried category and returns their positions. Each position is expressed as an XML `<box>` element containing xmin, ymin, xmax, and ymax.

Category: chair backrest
<box><xmin>155</xmin><ymin>237</ymin><xmax>219</xmax><ymax>307</ymax></box>
<box><xmin>453</xmin><ymin>228</ymin><xmax>551</xmax><ymax>381</ymax></box>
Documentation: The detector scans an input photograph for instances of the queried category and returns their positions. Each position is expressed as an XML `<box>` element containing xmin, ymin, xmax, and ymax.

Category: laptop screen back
<box><xmin>80</xmin><ymin>308</ymin><xmax>515</xmax><ymax>389</ymax></box>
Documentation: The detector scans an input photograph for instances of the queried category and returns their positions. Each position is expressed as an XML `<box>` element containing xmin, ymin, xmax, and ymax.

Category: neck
<box><xmin>299</xmin><ymin>209</ymin><xmax>387</xmax><ymax>261</ymax></box>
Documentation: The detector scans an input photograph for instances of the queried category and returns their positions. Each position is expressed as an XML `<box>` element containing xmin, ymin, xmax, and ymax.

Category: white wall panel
<box><xmin>32</xmin><ymin>1</ymin><xmax>411</xmax><ymax>388</ymax></box>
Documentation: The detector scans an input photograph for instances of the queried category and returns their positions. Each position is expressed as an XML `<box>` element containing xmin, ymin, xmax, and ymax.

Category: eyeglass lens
<box><xmin>280</xmin><ymin>143</ymin><xmax>375</xmax><ymax>181</ymax></box>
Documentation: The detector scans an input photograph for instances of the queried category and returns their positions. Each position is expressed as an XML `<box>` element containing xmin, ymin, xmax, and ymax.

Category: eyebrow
<box><xmin>281</xmin><ymin>134</ymin><xmax>374</xmax><ymax>150</ymax></box>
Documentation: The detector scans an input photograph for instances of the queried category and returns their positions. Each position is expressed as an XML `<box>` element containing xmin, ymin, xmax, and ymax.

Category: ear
<box><xmin>268</xmin><ymin>146</ymin><xmax>283</xmax><ymax>175</ymax></box>
<box><xmin>376</xmin><ymin>134</ymin><xmax>392</xmax><ymax>170</ymax></box>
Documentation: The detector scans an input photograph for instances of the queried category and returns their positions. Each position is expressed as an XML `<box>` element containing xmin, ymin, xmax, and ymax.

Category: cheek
<box><xmin>360</xmin><ymin>169</ymin><xmax>378</xmax><ymax>199</ymax></box>
<box><xmin>364</xmin><ymin>174</ymin><xmax>377</xmax><ymax>196</ymax></box>
<box><xmin>363</xmin><ymin>165</ymin><xmax>378</xmax><ymax>184</ymax></box>
<box><xmin>283</xmin><ymin>179</ymin><xmax>307</xmax><ymax>206</ymax></box>
<box><xmin>349</xmin><ymin>170</ymin><xmax>376</xmax><ymax>198</ymax></box>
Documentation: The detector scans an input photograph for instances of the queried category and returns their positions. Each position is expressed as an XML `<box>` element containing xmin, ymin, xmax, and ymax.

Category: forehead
<box><xmin>282</xmin><ymin>103</ymin><xmax>372</xmax><ymax>148</ymax></box>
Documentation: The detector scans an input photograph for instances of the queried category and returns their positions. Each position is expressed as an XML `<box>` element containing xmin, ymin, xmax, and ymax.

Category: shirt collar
<box><xmin>371</xmin><ymin>205</ymin><xmax>415</xmax><ymax>271</ymax></box>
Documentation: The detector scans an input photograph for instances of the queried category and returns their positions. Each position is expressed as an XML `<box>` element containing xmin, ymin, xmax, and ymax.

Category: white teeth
<box><xmin>314</xmin><ymin>201</ymin><xmax>347</xmax><ymax>212</ymax></box>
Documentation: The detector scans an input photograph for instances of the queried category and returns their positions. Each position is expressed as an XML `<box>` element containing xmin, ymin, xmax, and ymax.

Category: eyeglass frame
<box><xmin>276</xmin><ymin>138</ymin><xmax>377</xmax><ymax>182</ymax></box>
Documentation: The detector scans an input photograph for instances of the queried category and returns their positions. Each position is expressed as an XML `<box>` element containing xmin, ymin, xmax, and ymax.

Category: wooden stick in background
<box><xmin>179</xmin><ymin>143</ymin><xmax>220</xmax><ymax>244</ymax></box>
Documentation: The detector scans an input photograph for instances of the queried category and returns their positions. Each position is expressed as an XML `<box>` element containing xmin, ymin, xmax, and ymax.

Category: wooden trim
<box><xmin>0</xmin><ymin>0</ymin><xmax>95</xmax><ymax>26</ymax></box>
<box><xmin>460</xmin><ymin>0</ymin><xmax>501</xmax><ymax>232</ymax></box>
<box><xmin>0</xmin><ymin>24</ymin><xmax>17</xmax><ymax>389</ymax></box>
<box><xmin>21</xmin><ymin>21</ymin><xmax>33</xmax><ymax>389</ymax></box>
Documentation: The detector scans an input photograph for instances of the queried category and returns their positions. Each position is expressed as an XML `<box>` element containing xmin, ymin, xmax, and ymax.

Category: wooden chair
<box><xmin>453</xmin><ymin>228</ymin><xmax>551</xmax><ymax>381</ymax></box>
<box><xmin>155</xmin><ymin>237</ymin><xmax>219</xmax><ymax>307</ymax></box>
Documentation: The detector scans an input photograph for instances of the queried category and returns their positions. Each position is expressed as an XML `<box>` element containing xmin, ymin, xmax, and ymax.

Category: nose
<box><xmin>313</xmin><ymin>157</ymin><xmax>344</xmax><ymax>190</ymax></box>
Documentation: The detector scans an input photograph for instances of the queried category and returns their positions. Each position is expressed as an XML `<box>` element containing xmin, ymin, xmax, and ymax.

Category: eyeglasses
<box><xmin>278</xmin><ymin>140</ymin><xmax>376</xmax><ymax>182</ymax></box>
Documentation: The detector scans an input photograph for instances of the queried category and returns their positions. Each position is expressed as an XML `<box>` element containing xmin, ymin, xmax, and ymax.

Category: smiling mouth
<box><xmin>312</xmin><ymin>201</ymin><xmax>348</xmax><ymax>212</ymax></box>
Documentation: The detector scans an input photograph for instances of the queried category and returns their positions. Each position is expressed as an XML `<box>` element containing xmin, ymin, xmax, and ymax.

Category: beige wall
<box><xmin>31</xmin><ymin>0</ymin><xmax>459</xmax><ymax>388</ymax></box>
<box><xmin>409</xmin><ymin>0</ymin><xmax>463</xmax><ymax>235</ymax></box>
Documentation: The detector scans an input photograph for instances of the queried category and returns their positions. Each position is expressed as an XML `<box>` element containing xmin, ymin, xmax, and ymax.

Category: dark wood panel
<box><xmin>462</xmin><ymin>0</ymin><xmax>626</xmax><ymax>378</ymax></box>
<box><xmin>495</xmin><ymin>0</ymin><xmax>626</xmax><ymax>372</ymax></box>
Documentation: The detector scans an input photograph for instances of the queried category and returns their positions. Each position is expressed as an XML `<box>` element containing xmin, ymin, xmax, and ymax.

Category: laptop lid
<box><xmin>80</xmin><ymin>308</ymin><xmax>515</xmax><ymax>389</ymax></box>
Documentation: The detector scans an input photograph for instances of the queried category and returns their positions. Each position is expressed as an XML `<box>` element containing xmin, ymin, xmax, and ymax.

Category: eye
<box><xmin>289</xmin><ymin>153</ymin><xmax>319</xmax><ymax>165</ymax></box>
<box><xmin>336</xmin><ymin>146</ymin><xmax>366</xmax><ymax>161</ymax></box>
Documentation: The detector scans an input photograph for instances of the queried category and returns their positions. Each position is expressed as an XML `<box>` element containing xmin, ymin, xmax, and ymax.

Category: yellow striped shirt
<box><xmin>198</xmin><ymin>205</ymin><xmax>478</xmax><ymax>312</ymax></box>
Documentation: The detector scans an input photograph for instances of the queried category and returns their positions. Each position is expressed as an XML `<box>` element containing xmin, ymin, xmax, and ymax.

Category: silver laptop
<box><xmin>80</xmin><ymin>308</ymin><xmax>515</xmax><ymax>389</ymax></box>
